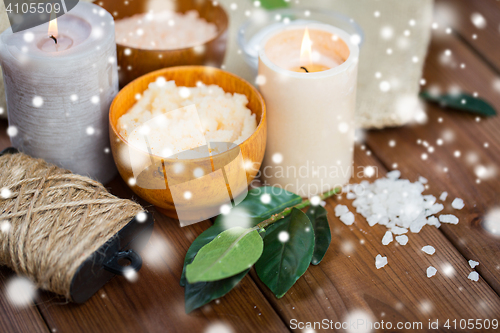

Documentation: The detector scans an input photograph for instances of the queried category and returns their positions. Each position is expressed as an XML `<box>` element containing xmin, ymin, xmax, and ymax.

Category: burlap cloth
<box><xmin>0</xmin><ymin>0</ymin><xmax>433</xmax><ymax>129</ymax></box>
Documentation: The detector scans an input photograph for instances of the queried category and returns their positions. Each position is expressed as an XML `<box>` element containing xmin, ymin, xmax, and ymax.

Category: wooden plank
<box><xmin>1</xmin><ymin>119</ymin><xmax>49</xmax><ymax>333</ymax></box>
<box><xmin>0</xmin><ymin>268</ymin><xmax>50</xmax><ymax>333</ymax></box>
<box><xmin>364</xmin><ymin>33</ymin><xmax>500</xmax><ymax>294</ymax></box>
<box><xmin>0</xmin><ymin>119</ymin><xmax>10</xmax><ymax>151</ymax></box>
<box><xmin>249</xmin><ymin>147</ymin><xmax>500</xmax><ymax>332</ymax></box>
<box><xmin>435</xmin><ymin>0</ymin><xmax>500</xmax><ymax>72</ymax></box>
<box><xmin>35</xmin><ymin>178</ymin><xmax>289</xmax><ymax>333</ymax></box>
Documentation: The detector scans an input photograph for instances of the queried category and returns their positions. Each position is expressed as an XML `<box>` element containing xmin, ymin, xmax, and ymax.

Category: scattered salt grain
<box><xmin>439</xmin><ymin>191</ymin><xmax>448</xmax><ymax>201</ymax></box>
<box><xmin>451</xmin><ymin>198</ymin><xmax>464</xmax><ymax>210</ymax></box>
<box><xmin>375</xmin><ymin>254</ymin><xmax>388</xmax><ymax>269</ymax></box>
<box><xmin>426</xmin><ymin>216</ymin><xmax>441</xmax><ymax>228</ymax></box>
<box><xmin>468</xmin><ymin>271</ymin><xmax>479</xmax><ymax>282</ymax></box>
<box><xmin>422</xmin><ymin>245</ymin><xmax>435</xmax><ymax>255</ymax></box>
<box><xmin>386</xmin><ymin>170</ymin><xmax>401</xmax><ymax>180</ymax></box>
<box><xmin>395</xmin><ymin>235</ymin><xmax>408</xmax><ymax>245</ymax></box>
<box><xmin>427</xmin><ymin>266</ymin><xmax>437</xmax><ymax>278</ymax></box>
<box><xmin>340</xmin><ymin>212</ymin><xmax>355</xmax><ymax>225</ymax></box>
<box><xmin>439</xmin><ymin>214</ymin><xmax>459</xmax><ymax>224</ymax></box>
<box><xmin>469</xmin><ymin>260</ymin><xmax>479</xmax><ymax>268</ymax></box>
<box><xmin>346</xmin><ymin>192</ymin><xmax>356</xmax><ymax>200</ymax></box>
<box><xmin>418</xmin><ymin>176</ymin><xmax>428</xmax><ymax>184</ymax></box>
<box><xmin>335</xmin><ymin>204</ymin><xmax>349</xmax><ymax>217</ymax></box>
<box><xmin>382</xmin><ymin>231</ymin><xmax>393</xmax><ymax>245</ymax></box>
<box><xmin>391</xmin><ymin>226</ymin><xmax>408</xmax><ymax>235</ymax></box>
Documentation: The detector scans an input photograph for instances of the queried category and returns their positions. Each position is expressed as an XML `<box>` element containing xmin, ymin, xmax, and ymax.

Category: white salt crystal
<box><xmin>439</xmin><ymin>191</ymin><xmax>448</xmax><ymax>201</ymax></box>
<box><xmin>423</xmin><ymin>195</ymin><xmax>437</xmax><ymax>208</ymax></box>
<box><xmin>427</xmin><ymin>266</ymin><xmax>437</xmax><ymax>278</ymax></box>
<box><xmin>367</xmin><ymin>215</ymin><xmax>380</xmax><ymax>227</ymax></box>
<box><xmin>427</xmin><ymin>203</ymin><xmax>444</xmax><ymax>215</ymax></box>
<box><xmin>340</xmin><ymin>212</ymin><xmax>355</xmax><ymax>225</ymax></box>
<box><xmin>346</xmin><ymin>192</ymin><xmax>356</xmax><ymax>199</ymax></box>
<box><xmin>395</xmin><ymin>235</ymin><xmax>408</xmax><ymax>245</ymax></box>
<box><xmin>426</xmin><ymin>216</ymin><xmax>441</xmax><ymax>228</ymax></box>
<box><xmin>410</xmin><ymin>216</ymin><xmax>426</xmax><ymax>233</ymax></box>
<box><xmin>439</xmin><ymin>214</ymin><xmax>459</xmax><ymax>224</ymax></box>
<box><xmin>451</xmin><ymin>198</ymin><xmax>464</xmax><ymax>210</ymax></box>
<box><xmin>335</xmin><ymin>204</ymin><xmax>349</xmax><ymax>217</ymax></box>
<box><xmin>375</xmin><ymin>254</ymin><xmax>388</xmax><ymax>269</ymax></box>
<box><xmin>391</xmin><ymin>226</ymin><xmax>408</xmax><ymax>235</ymax></box>
<box><xmin>422</xmin><ymin>245</ymin><xmax>435</xmax><ymax>255</ymax></box>
<box><xmin>468</xmin><ymin>271</ymin><xmax>479</xmax><ymax>282</ymax></box>
<box><xmin>386</xmin><ymin>170</ymin><xmax>401</xmax><ymax>179</ymax></box>
<box><xmin>469</xmin><ymin>260</ymin><xmax>479</xmax><ymax>268</ymax></box>
<box><xmin>382</xmin><ymin>231</ymin><xmax>393</xmax><ymax>245</ymax></box>
<box><xmin>418</xmin><ymin>176</ymin><xmax>428</xmax><ymax>184</ymax></box>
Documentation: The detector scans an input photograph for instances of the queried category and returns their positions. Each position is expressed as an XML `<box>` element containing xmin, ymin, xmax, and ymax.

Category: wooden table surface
<box><xmin>1</xmin><ymin>1</ymin><xmax>500</xmax><ymax>332</ymax></box>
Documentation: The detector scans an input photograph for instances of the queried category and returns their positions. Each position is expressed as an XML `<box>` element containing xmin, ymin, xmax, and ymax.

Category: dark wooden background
<box><xmin>1</xmin><ymin>0</ymin><xmax>500</xmax><ymax>332</ymax></box>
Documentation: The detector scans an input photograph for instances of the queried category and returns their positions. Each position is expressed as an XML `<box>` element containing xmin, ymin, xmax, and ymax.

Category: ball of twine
<box><xmin>0</xmin><ymin>153</ymin><xmax>144</xmax><ymax>300</ymax></box>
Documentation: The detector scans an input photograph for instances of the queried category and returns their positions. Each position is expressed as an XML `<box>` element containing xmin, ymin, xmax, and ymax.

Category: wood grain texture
<box><xmin>110</xmin><ymin>66</ymin><xmax>267</xmax><ymax>220</ymax></box>
<box><xmin>34</xmin><ymin>178</ymin><xmax>288</xmax><ymax>333</ymax></box>
<box><xmin>98</xmin><ymin>0</ymin><xmax>229</xmax><ymax>88</ymax></box>
<box><xmin>0</xmin><ymin>268</ymin><xmax>49</xmax><ymax>333</ymax></box>
<box><xmin>249</xmin><ymin>147</ymin><xmax>500</xmax><ymax>332</ymax></box>
<box><xmin>364</xmin><ymin>32</ymin><xmax>500</xmax><ymax>295</ymax></box>
<box><xmin>435</xmin><ymin>0</ymin><xmax>500</xmax><ymax>73</ymax></box>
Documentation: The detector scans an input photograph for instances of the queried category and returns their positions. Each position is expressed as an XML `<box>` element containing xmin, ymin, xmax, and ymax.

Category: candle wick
<box><xmin>300</xmin><ymin>66</ymin><xmax>309</xmax><ymax>73</ymax></box>
<box><xmin>49</xmin><ymin>35</ymin><xmax>58</xmax><ymax>44</ymax></box>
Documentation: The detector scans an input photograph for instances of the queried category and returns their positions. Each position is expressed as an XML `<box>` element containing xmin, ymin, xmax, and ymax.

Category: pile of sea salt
<box><xmin>336</xmin><ymin>170</ymin><xmax>461</xmax><ymax>240</ymax></box>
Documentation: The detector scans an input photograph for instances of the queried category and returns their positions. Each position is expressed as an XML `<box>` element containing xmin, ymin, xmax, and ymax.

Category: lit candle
<box><xmin>0</xmin><ymin>3</ymin><xmax>118</xmax><ymax>183</ymax></box>
<box><xmin>258</xmin><ymin>24</ymin><xmax>359</xmax><ymax>197</ymax></box>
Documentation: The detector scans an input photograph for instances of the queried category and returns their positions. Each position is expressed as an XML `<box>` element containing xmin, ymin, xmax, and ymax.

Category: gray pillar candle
<box><xmin>0</xmin><ymin>2</ymin><xmax>118</xmax><ymax>183</ymax></box>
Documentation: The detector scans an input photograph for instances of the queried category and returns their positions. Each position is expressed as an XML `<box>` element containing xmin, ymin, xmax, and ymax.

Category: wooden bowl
<box><xmin>109</xmin><ymin>66</ymin><xmax>267</xmax><ymax>221</ymax></box>
<box><xmin>98</xmin><ymin>0</ymin><xmax>229</xmax><ymax>88</ymax></box>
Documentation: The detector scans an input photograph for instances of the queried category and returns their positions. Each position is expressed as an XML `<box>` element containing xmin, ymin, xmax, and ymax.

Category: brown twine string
<box><xmin>0</xmin><ymin>153</ymin><xmax>144</xmax><ymax>300</ymax></box>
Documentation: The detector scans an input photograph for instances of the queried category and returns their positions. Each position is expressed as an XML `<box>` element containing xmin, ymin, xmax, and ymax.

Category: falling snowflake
<box><xmin>1</xmin><ymin>187</ymin><xmax>12</xmax><ymax>199</ymax></box>
<box><xmin>32</xmin><ymin>96</ymin><xmax>43</xmax><ymax>108</ymax></box>
<box><xmin>123</xmin><ymin>267</ymin><xmax>139</xmax><ymax>282</ymax></box>
<box><xmin>6</xmin><ymin>277</ymin><xmax>37</xmax><ymax>307</ymax></box>
<box><xmin>1</xmin><ymin>220</ymin><xmax>11</xmax><ymax>233</ymax></box>
<box><xmin>278</xmin><ymin>231</ymin><xmax>289</xmax><ymax>243</ymax></box>
<box><xmin>271</xmin><ymin>153</ymin><xmax>283</xmax><ymax>164</ymax></box>
<box><xmin>136</xmin><ymin>212</ymin><xmax>147</xmax><ymax>222</ymax></box>
<box><xmin>260</xmin><ymin>193</ymin><xmax>271</xmax><ymax>204</ymax></box>
<box><xmin>470</xmin><ymin>13</ymin><xmax>486</xmax><ymax>29</ymax></box>
<box><xmin>220</xmin><ymin>204</ymin><xmax>231</xmax><ymax>215</ymax></box>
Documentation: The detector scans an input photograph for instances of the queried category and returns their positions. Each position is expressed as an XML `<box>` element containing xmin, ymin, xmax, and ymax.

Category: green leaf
<box><xmin>186</xmin><ymin>227</ymin><xmax>264</xmax><ymax>283</ymax></box>
<box><xmin>306</xmin><ymin>206</ymin><xmax>331</xmax><ymax>265</ymax></box>
<box><xmin>185</xmin><ymin>269</ymin><xmax>249</xmax><ymax>313</ymax></box>
<box><xmin>255</xmin><ymin>208</ymin><xmax>314</xmax><ymax>298</ymax></box>
<box><xmin>420</xmin><ymin>91</ymin><xmax>497</xmax><ymax>117</ymax></box>
<box><xmin>213</xmin><ymin>186</ymin><xmax>302</xmax><ymax>229</ymax></box>
<box><xmin>257</xmin><ymin>0</ymin><xmax>290</xmax><ymax>10</ymax></box>
<box><xmin>181</xmin><ymin>186</ymin><xmax>301</xmax><ymax>286</ymax></box>
<box><xmin>180</xmin><ymin>225</ymin><xmax>225</xmax><ymax>286</ymax></box>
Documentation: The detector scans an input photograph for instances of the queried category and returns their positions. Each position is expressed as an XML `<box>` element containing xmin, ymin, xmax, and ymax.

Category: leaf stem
<box><xmin>256</xmin><ymin>187</ymin><xmax>341</xmax><ymax>230</ymax></box>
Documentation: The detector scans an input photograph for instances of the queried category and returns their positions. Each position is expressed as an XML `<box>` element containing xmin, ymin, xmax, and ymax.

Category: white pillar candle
<box><xmin>258</xmin><ymin>24</ymin><xmax>359</xmax><ymax>197</ymax></box>
<box><xmin>0</xmin><ymin>2</ymin><xmax>118</xmax><ymax>183</ymax></box>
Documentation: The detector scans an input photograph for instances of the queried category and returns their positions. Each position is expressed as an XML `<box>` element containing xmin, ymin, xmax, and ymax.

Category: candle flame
<box><xmin>300</xmin><ymin>28</ymin><xmax>313</xmax><ymax>67</ymax></box>
<box><xmin>48</xmin><ymin>14</ymin><xmax>58</xmax><ymax>39</ymax></box>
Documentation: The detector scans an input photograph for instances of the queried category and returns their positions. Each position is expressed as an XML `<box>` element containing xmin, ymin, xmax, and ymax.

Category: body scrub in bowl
<box><xmin>115</xmin><ymin>10</ymin><xmax>217</xmax><ymax>50</ymax></box>
<box><xmin>98</xmin><ymin>0</ymin><xmax>228</xmax><ymax>87</ymax></box>
<box><xmin>118</xmin><ymin>78</ymin><xmax>257</xmax><ymax>157</ymax></box>
<box><xmin>110</xmin><ymin>66</ymin><xmax>266</xmax><ymax>224</ymax></box>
